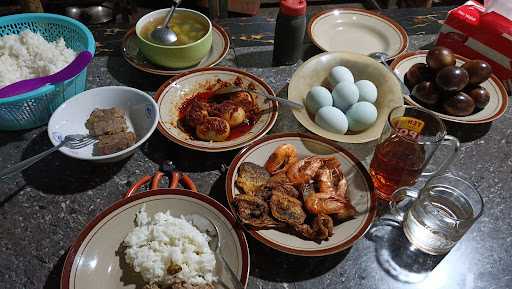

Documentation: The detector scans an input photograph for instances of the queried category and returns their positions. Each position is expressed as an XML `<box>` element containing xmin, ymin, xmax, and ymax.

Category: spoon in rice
<box><xmin>0</xmin><ymin>51</ymin><xmax>93</xmax><ymax>99</ymax></box>
<box><xmin>184</xmin><ymin>214</ymin><xmax>244</xmax><ymax>289</ymax></box>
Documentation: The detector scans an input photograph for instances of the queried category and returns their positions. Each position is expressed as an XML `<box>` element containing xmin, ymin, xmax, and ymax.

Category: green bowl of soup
<box><xmin>136</xmin><ymin>8</ymin><xmax>212</xmax><ymax>68</ymax></box>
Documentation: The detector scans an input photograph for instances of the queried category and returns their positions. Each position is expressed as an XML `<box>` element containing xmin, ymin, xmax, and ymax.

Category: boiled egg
<box><xmin>332</xmin><ymin>81</ymin><xmax>359</xmax><ymax>112</ymax></box>
<box><xmin>315</xmin><ymin>106</ymin><xmax>348</xmax><ymax>134</ymax></box>
<box><xmin>355</xmin><ymin>80</ymin><xmax>378</xmax><ymax>103</ymax></box>
<box><xmin>346</xmin><ymin>101</ymin><xmax>378</xmax><ymax>132</ymax></box>
<box><xmin>305</xmin><ymin>86</ymin><xmax>333</xmax><ymax>114</ymax></box>
<box><xmin>328</xmin><ymin>66</ymin><xmax>354</xmax><ymax>87</ymax></box>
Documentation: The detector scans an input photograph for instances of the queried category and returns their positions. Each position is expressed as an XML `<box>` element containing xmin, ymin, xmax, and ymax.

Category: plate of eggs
<box><xmin>288</xmin><ymin>52</ymin><xmax>403</xmax><ymax>143</ymax></box>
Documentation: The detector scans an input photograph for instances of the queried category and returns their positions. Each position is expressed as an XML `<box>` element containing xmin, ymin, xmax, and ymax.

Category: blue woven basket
<box><xmin>0</xmin><ymin>13</ymin><xmax>95</xmax><ymax>131</ymax></box>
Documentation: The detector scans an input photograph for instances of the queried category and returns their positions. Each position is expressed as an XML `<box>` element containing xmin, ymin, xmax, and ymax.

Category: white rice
<box><xmin>0</xmin><ymin>30</ymin><xmax>77</xmax><ymax>88</ymax></box>
<box><xmin>124</xmin><ymin>206</ymin><xmax>217</xmax><ymax>286</ymax></box>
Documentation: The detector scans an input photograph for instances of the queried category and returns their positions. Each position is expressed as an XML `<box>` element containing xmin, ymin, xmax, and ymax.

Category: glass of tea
<box><xmin>390</xmin><ymin>173</ymin><xmax>483</xmax><ymax>255</ymax></box>
<box><xmin>369</xmin><ymin>105</ymin><xmax>460</xmax><ymax>200</ymax></box>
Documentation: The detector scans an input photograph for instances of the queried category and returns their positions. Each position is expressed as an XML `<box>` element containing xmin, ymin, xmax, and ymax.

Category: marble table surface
<box><xmin>1</xmin><ymin>5</ymin><xmax>511</xmax><ymax>289</ymax></box>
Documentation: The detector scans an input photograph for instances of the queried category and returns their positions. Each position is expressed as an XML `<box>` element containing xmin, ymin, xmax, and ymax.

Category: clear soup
<box><xmin>141</xmin><ymin>11</ymin><xmax>209</xmax><ymax>46</ymax></box>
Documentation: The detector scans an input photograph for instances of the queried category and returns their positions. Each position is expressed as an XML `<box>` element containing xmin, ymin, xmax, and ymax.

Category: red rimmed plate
<box><xmin>225</xmin><ymin>133</ymin><xmax>377</xmax><ymax>256</ymax></box>
<box><xmin>308</xmin><ymin>8</ymin><xmax>408</xmax><ymax>60</ymax></box>
<box><xmin>154</xmin><ymin>67</ymin><xmax>279</xmax><ymax>152</ymax></box>
<box><xmin>61</xmin><ymin>189</ymin><xmax>250</xmax><ymax>289</ymax></box>
<box><xmin>122</xmin><ymin>23</ymin><xmax>230</xmax><ymax>76</ymax></box>
<box><xmin>391</xmin><ymin>50</ymin><xmax>509</xmax><ymax>124</ymax></box>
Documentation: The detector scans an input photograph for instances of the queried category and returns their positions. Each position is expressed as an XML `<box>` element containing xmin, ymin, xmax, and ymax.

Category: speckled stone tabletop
<box><xmin>1</xmin><ymin>6</ymin><xmax>511</xmax><ymax>289</ymax></box>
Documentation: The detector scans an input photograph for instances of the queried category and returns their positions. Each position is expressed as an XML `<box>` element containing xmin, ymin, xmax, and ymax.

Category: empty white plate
<box><xmin>308</xmin><ymin>8</ymin><xmax>408</xmax><ymax>59</ymax></box>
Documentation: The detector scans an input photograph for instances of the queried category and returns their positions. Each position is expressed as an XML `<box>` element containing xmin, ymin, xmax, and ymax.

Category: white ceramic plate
<box><xmin>48</xmin><ymin>86</ymin><xmax>159</xmax><ymax>162</ymax></box>
<box><xmin>288</xmin><ymin>52</ymin><xmax>403</xmax><ymax>143</ymax></box>
<box><xmin>122</xmin><ymin>23</ymin><xmax>230</xmax><ymax>76</ymax></box>
<box><xmin>308</xmin><ymin>8</ymin><xmax>408</xmax><ymax>59</ymax></box>
<box><xmin>155</xmin><ymin>67</ymin><xmax>278</xmax><ymax>152</ymax></box>
<box><xmin>61</xmin><ymin>189</ymin><xmax>250</xmax><ymax>289</ymax></box>
<box><xmin>226</xmin><ymin>133</ymin><xmax>377</xmax><ymax>256</ymax></box>
<box><xmin>391</xmin><ymin>51</ymin><xmax>509</xmax><ymax>123</ymax></box>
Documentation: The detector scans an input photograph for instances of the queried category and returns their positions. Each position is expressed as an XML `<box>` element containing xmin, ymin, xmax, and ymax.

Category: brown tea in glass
<box><xmin>369</xmin><ymin>106</ymin><xmax>460</xmax><ymax>200</ymax></box>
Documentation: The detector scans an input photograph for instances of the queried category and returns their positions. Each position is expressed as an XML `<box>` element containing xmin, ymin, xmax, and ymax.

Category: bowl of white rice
<box><xmin>61</xmin><ymin>188</ymin><xmax>250</xmax><ymax>289</ymax></box>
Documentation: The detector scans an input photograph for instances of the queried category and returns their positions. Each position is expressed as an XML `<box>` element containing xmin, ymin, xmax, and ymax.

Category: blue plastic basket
<box><xmin>0</xmin><ymin>13</ymin><xmax>95</xmax><ymax>130</ymax></box>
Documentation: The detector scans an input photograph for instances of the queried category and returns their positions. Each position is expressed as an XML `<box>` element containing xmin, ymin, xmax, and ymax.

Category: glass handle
<box><xmin>422</xmin><ymin>135</ymin><xmax>460</xmax><ymax>177</ymax></box>
<box><xmin>389</xmin><ymin>187</ymin><xmax>419</xmax><ymax>222</ymax></box>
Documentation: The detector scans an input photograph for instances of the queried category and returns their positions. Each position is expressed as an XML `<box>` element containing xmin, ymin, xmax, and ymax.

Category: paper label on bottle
<box><xmin>393</xmin><ymin>117</ymin><xmax>425</xmax><ymax>140</ymax></box>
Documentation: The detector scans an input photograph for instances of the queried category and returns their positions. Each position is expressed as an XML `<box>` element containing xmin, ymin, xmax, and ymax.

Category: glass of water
<box><xmin>390</xmin><ymin>173</ymin><xmax>483</xmax><ymax>255</ymax></box>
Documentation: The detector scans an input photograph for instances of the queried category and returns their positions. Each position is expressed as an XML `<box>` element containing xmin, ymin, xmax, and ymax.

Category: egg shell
<box><xmin>328</xmin><ymin>66</ymin><xmax>354</xmax><ymax>87</ymax></box>
<box><xmin>305</xmin><ymin>86</ymin><xmax>333</xmax><ymax>114</ymax></box>
<box><xmin>332</xmin><ymin>81</ymin><xmax>359</xmax><ymax>112</ymax></box>
<box><xmin>346</xmin><ymin>101</ymin><xmax>378</xmax><ymax>132</ymax></box>
<box><xmin>315</xmin><ymin>106</ymin><xmax>348</xmax><ymax>134</ymax></box>
<box><xmin>355</xmin><ymin>80</ymin><xmax>378</xmax><ymax>103</ymax></box>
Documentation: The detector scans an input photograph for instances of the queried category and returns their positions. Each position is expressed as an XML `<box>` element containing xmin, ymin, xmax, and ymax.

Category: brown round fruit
<box><xmin>426</xmin><ymin>47</ymin><xmax>456</xmax><ymax>70</ymax></box>
<box><xmin>412</xmin><ymin>81</ymin><xmax>440</xmax><ymax>105</ymax></box>
<box><xmin>406</xmin><ymin>63</ymin><xmax>432</xmax><ymax>88</ymax></box>
<box><xmin>436</xmin><ymin>66</ymin><xmax>469</xmax><ymax>92</ymax></box>
<box><xmin>442</xmin><ymin>92</ymin><xmax>476</xmax><ymax>116</ymax></box>
<box><xmin>466</xmin><ymin>86</ymin><xmax>490</xmax><ymax>109</ymax></box>
<box><xmin>462</xmin><ymin>60</ymin><xmax>492</xmax><ymax>85</ymax></box>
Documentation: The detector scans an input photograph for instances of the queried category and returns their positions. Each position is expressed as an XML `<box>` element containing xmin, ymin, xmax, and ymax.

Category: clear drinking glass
<box><xmin>390</xmin><ymin>173</ymin><xmax>484</xmax><ymax>255</ymax></box>
<box><xmin>369</xmin><ymin>105</ymin><xmax>460</xmax><ymax>200</ymax></box>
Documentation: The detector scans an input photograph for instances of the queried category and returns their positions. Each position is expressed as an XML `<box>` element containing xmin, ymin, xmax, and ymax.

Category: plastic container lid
<box><xmin>280</xmin><ymin>0</ymin><xmax>307</xmax><ymax>17</ymax></box>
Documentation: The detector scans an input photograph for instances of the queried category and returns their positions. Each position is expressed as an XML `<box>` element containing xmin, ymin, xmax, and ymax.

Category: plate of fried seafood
<box><xmin>154</xmin><ymin>67</ymin><xmax>279</xmax><ymax>152</ymax></box>
<box><xmin>226</xmin><ymin>133</ymin><xmax>376</xmax><ymax>256</ymax></box>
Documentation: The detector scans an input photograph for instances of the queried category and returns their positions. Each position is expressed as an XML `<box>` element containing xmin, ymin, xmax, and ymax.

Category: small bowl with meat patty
<box><xmin>48</xmin><ymin>86</ymin><xmax>159</xmax><ymax>162</ymax></box>
<box><xmin>154</xmin><ymin>67</ymin><xmax>279</xmax><ymax>152</ymax></box>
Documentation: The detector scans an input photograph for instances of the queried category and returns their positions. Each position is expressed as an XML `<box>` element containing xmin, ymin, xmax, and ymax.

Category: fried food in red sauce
<box><xmin>233</xmin><ymin>194</ymin><xmax>280</xmax><ymax>228</ymax></box>
<box><xmin>236</xmin><ymin>162</ymin><xmax>270</xmax><ymax>195</ymax></box>
<box><xmin>270</xmin><ymin>192</ymin><xmax>306</xmax><ymax>225</ymax></box>
<box><xmin>265</xmin><ymin>144</ymin><xmax>299</xmax><ymax>175</ymax></box>
<box><xmin>233</xmin><ymin>144</ymin><xmax>358</xmax><ymax>243</ymax></box>
<box><xmin>185</xmin><ymin>100</ymin><xmax>210</xmax><ymax>128</ymax></box>
<box><xmin>179</xmin><ymin>81</ymin><xmax>261</xmax><ymax>141</ymax></box>
<box><xmin>195</xmin><ymin>117</ymin><xmax>230</xmax><ymax>141</ymax></box>
<box><xmin>229</xmin><ymin>91</ymin><xmax>258</xmax><ymax>113</ymax></box>
<box><xmin>210</xmin><ymin>101</ymin><xmax>246</xmax><ymax>127</ymax></box>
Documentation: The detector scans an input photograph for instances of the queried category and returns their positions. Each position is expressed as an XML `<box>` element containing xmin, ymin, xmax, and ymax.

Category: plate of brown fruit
<box><xmin>391</xmin><ymin>47</ymin><xmax>508</xmax><ymax>123</ymax></box>
<box><xmin>225</xmin><ymin>133</ymin><xmax>377</xmax><ymax>256</ymax></box>
<box><xmin>155</xmin><ymin>67</ymin><xmax>279</xmax><ymax>152</ymax></box>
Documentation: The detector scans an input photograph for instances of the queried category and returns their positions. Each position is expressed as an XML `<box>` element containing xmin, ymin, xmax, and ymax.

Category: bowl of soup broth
<box><xmin>136</xmin><ymin>8</ymin><xmax>212</xmax><ymax>68</ymax></box>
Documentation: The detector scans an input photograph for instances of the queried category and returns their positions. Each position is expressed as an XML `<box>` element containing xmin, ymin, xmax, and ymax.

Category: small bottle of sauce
<box><xmin>272</xmin><ymin>0</ymin><xmax>307</xmax><ymax>66</ymax></box>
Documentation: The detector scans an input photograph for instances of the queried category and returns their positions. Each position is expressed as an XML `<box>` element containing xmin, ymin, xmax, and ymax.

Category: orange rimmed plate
<box><xmin>391</xmin><ymin>50</ymin><xmax>509</xmax><ymax>124</ymax></box>
<box><xmin>154</xmin><ymin>67</ymin><xmax>278</xmax><ymax>152</ymax></box>
<box><xmin>61</xmin><ymin>189</ymin><xmax>250</xmax><ymax>289</ymax></box>
<box><xmin>225</xmin><ymin>133</ymin><xmax>377</xmax><ymax>256</ymax></box>
<box><xmin>308</xmin><ymin>8</ymin><xmax>408</xmax><ymax>60</ymax></box>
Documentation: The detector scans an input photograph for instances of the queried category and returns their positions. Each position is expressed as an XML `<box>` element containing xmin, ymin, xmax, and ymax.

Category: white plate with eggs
<box><xmin>288</xmin><ymin>52</ymin><xmax>403</xmax><ymax>143</ymax></box>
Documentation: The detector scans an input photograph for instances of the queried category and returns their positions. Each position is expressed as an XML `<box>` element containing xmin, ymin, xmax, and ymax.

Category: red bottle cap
<box><xmin>280</xmin><ymin>0</ymin><xmax>306</xmax><ymax>17</ymax></box>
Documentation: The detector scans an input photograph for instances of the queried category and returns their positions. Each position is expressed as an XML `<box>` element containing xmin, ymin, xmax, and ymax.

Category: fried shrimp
<box><xmin>264</xmin><ymin>144</ymin><xmax>299</xmax><ymax>174</ymax></box>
